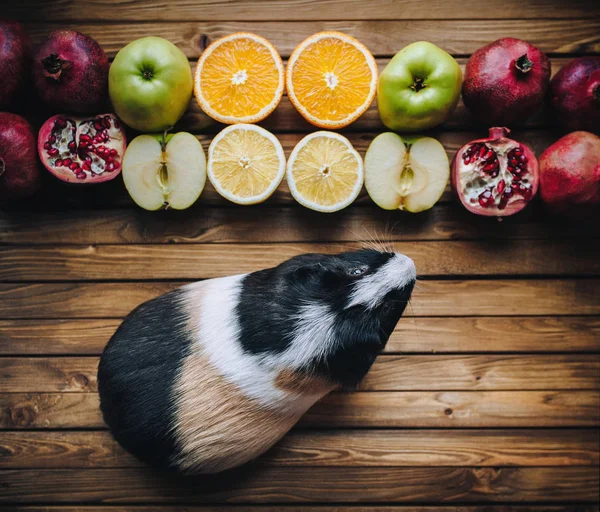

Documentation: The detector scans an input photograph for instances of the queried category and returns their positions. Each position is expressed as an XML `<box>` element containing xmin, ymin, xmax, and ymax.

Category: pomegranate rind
<box><xmin>37</xmin><ymin>114</ymin><xmax>126</xmax><ymax>184</ymax></box>
<box><xmin>539</xmin><ymin>131</ymin><xmax>600</xmax><ymax>215</ymax></box>
<box><xmin>451</xmin><ymin>127</ymin><xmax>539</xmax><ymax>217</ymax></box>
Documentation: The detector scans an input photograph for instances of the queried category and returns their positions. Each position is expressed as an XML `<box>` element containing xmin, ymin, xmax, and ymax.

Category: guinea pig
<box><xmin>98</xmin><ymin>249</ymin><xmax>416</xmax><ymax>474</ymax></box>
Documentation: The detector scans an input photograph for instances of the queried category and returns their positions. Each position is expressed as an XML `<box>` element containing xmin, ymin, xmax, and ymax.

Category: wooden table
<box><xmin>1</xmin><ymin>0</ymin><xmax>600</xmax><ymax>509</ymax></box>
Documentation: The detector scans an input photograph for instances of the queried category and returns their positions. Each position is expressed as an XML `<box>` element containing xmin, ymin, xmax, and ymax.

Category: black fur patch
<box><xmin>316</xmin><ymin>281</ymin><xmax>415</xmax><ymax>387</ymax></box>
<box><xmin>97</xmin><ymin>288</ymin><xmax>191</xmax><ymax>471</ymax></box>
<box><xmin>236</xmin><ymin>250</ymin><xmax>394</xmax><ymax>356</ymax></box>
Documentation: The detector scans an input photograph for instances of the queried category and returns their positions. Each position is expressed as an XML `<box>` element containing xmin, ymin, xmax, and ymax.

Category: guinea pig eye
<box><xmin>349</xmin><ymin>267</ymin><xmax>366</xmax><ymax>276</ymax></box>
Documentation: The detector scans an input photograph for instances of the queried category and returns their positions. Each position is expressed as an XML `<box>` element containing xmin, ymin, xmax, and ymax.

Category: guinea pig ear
<box><xmin>291</xmin><ymin>263</ymin><xmax>323</xmax><ymax>281</ymax></box>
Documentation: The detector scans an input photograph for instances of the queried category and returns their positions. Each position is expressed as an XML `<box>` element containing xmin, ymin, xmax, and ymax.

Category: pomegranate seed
<box><xmin>484</xmin><ymin>149</ymin><xmax>494</xmax><ymax>160</ymax></box>
<box><xmin>70</xmin><ymin>162</ymin><xmax>79</xmax><ymax>171</ymax></box>
<box><xmin>509</xmin><ymin>158</ymin><xmax>519</xmax><ymax>166</ymax></box>
<box><xmin>76</xmin><ymin>172</ymin><xmax>86</xmax><ymax>180</ymax></box>
<box><xmin>109</xmin><ymin>149</ymin><xmax>117</xmax><ymax>156</ymax></box>
<box><xmin>55</xmin><ymin>118</ymin><xmax>66</xmax><ymax>128</ymax></box>
<box><xmin>497</xmin><ymin>179</ymin><xmax>506</xmax><ymax>195</ymax></box>
<box><xmin>478</xmin><ymin>190</ymin><xmax>493</xmax><ymax>207</ymax></box>
<box><xmin>103</xmin><ymin>117</ymin><xmax>111</xmax><ymax>128</ymax></box>
<box><xmin>106</xmin><ymin>163</ymin><xmax>115</xmax><ymax>172</ymax></box>
<box><xmin>55</xmin><ymin>159</ymin><xmax>63</xmax><ymax>166</ymax></box>
<box><xmin>80</xmin><ymin>134</ymin><xmax>91</xmax><ymax>142</ymax></box>
<box><xmin>88</xmin><ymin>145</ymin><xmax>95</xmax><ymax>151</ymax></box>
<box><xmin>48</xmin><ymin>135</ymin><xmax>56</xmax><ymax>144</ymax></box>
<box><xmin>94</xmin><ymin>121</ymin><xmax>104</xmax><ymax>131</ymax></box>
<box><xmin>478</xmin><ymin>146</ymin><xmax>487</xmax><ymax>158</ymax></box>
<box><xmin>113</xmin><ymin>119</ymin><xmax>120</xmax><ymax>129</ymax></box>
<box><xmin>482</xmin><ymin>162</ymin><xmax>498</xmax><ymax>173</ymax></box>
<box><xmin>43</xmin><ymin>142</ymin><xmax>51</xmax><ymax>150</ymax></box>
<box><xmin>504</xmin><ymin>185</ymin><xmax>514</xmax><ymax>198</ymax></box>
<box><xmin>62</xmin><ymin>158</ymin><xmax>72</xmax><ymax>166</ymax></box>
<box><xmin>68</xmin><ymin>141</ymin><xmax>76</xmax><ymax>152</ymax></box>
<box><xmin>513</xmin><ymin>147</ymin><xmax>523</xmax><ymax>155</ymax></box>
<box><xmin>48</xmin><ymin>148</ymin><xmax>59</xmax><ymax>156</ymax></box>
<box><xmin>80</xmin><ymin>140</ymin><xmax>88</xmax><ymax>148</ymax></box>
<box><xmin>519</xmin><ymin>154</ymin><xmax>528</xmax><ymax>163</ymax></box>
<box><xmin>82</xmin><ymin>161</ymin><xmax>91</xmax><ymax>171</ymax></box>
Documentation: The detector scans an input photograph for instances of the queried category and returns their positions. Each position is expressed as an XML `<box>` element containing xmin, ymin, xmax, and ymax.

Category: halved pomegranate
<box><xmin>451</xmin><ymin>127</ymin><xmax>539</xmax><ymax>216</ymax></box>
<box><xmin>38</xmin><ymin>113</ymin><xmax>126</xmax><ymax>183</ymax></box>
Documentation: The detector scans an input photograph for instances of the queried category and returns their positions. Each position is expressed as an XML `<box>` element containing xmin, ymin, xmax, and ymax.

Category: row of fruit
<box><xmin>0</xmin><ymin>20</ymin><xmax>598</xmax><ymax>217</ymax></box>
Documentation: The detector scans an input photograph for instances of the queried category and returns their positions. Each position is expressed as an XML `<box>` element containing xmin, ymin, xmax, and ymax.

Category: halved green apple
<box><xmin>365</xmin><ymin>132</ymin><xmax>449</xmax><ymax>212</ymax></box>
<box><xmin>122</xmin><ymin>132</ymin><xmax>206</xmax><ymax>210</ymax></box>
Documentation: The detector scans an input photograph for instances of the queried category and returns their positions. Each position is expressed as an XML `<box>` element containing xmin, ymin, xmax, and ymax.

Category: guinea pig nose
<box><xmin>393</xmin><ymin>253</ymin><xmax>417</xmax><ymax>282</ymax></box>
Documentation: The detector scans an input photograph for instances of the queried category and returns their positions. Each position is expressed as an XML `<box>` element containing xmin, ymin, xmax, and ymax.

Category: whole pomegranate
<box><xmin>38</xmin><ymin>113</ymin><xmax>126</xmax><ymax>183</ymax></box>
<box><xmin>550</xmin><ymin>57</ymin><xmax>600</xmax><ymax>134</ymax></box>
<box><xmin>451</xmin><ymin>127</ymin><xmax>539</xmax><ymax>217</ymax></box>
<box><xmin>462</xmin><ymin>38</ymin><xmax>551</xmax><ymax>126</ymax></box>
<box><xmin>0</xmin><ymin>113</ymin><xmax>42</xmax><ymax>200</ymax></box>
<box><xmin>0</xmin><ymin>20</ymin><xmax>32</xmax><ymax>110</ymax></box>
<box><xmin>539</xmin><ymin>131</ymin><xmax>600</xmax><ymax>217</ymax></box>
<box><xmin>32</xmin><ymin>30</ymin><xmax>109</xmax><ymax>114</ymax></box>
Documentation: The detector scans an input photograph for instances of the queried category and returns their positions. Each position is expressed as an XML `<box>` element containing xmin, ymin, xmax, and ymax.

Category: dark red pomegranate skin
<box><xmin>32</xmin><ymin>30</ymin><xmax>109</xmax><ymax>114</ymax></box>
<box><xmin>0</xmin><ymin>113</ymin><xmax>42</xmax><ymax>200</ymax></box>
<box><xmin>550</xmin><ymin>57</ymin><xmax>600</xmax><ymax>134</ymax></box>
<box><xmin>462</xmin><ymin>38</ymin><xmax>551</xmax><ymax>126</ymax></box>
<box><xmin>539</xmin><ymin>131</ymin><xmax>600</xmax><ymax>217</ymax></box>
<box><xmin>0</xmin><ymin>20</ymin><xmax>32</xmax><ymax>111</ymax></box>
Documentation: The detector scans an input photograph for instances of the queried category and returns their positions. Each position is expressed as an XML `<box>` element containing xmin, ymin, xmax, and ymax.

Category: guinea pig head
<box><xmin>240</xmin><ymin>249</ymin><xmax>416</xmax><ymax>390</ymax></box>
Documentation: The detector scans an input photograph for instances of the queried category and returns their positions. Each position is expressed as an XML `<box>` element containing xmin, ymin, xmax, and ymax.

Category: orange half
<box><xmin>286</xmin><ymin>31</ymin><xmax>377</xmax><ymax>129</ymax></box>
<box><xmin>194</xmin><ymin>33</ymin><xmax>284</xmax><ymax>124</ymax></box>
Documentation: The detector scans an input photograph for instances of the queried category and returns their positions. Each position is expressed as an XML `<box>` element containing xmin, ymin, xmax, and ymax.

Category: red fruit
<box><xmin>539</xmin><ymin>131</ymin><xmax>600</xmax><ymax>216</ymax></box>
<box><xmin>462</xmin><ymin>38</ymin><xmax>551</xmax><ymax>126</ymax></box>
<box><xmin>37</xmin><ymin>113</ymin><xmax>126</xmax><ymax>184</ymax></box>
<box><xmin>32</xmin><ymin>30</ymin><xmax>109</xmax><ymax>114</ymax></box>
<box><xmin>550</xmin><ymin>57</ymin><xmax>600</xmax><ymax>134</ymax></box>
<box><xmin>0</xmin><ymin>113</ymin><xmax>41</xmax><ymax>200</ymax></box>
<box><xmin>0</xmin><ymin>20</ymin><xmax>32</xmax><ymax>110</ymax></box>
<box><xmin>451</xmin><ymin>127</ymin><xmax>539</xmax><ymax>217</ymax></box>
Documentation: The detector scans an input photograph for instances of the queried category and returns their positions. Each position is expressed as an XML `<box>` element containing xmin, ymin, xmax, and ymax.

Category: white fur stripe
<box><xmin>347</xmin><ymin>253</ymin><xmax>416</xmax><ymax>309</ymax></box>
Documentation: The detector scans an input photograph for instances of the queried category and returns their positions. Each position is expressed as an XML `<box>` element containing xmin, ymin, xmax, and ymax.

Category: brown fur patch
<box><xmin>174</xmin><ymin>282</ymin><xmax>333</xmax><ymax>473</ymax></box>
<box><xmin>174</xmin><ymin>349</ymin><xmax>304</xmax><ymax>473</ymax></box>
<box><xmin>274</xmin><ymin>368</ymin><xmax>334</xmax><ymax>395</ymax></box>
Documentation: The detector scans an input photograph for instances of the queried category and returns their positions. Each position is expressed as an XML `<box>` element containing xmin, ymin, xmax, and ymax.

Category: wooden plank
<box><xmin>0</xmin><ymin>466</ymin><xmax>597</xmax><ymax>503</ymax></box>
<box><xmin>5</xmin><ymin>130</ymin><xmax>561</xmax><ymax>212</ymax></box>
<box><xmin>1</xmin><ymin>240</ymin><xmax>598</xmax><ymax>282</ymax></box>
<box><xmin>4</xmin><ymin>0</ymin><xmax>597</xmax><ymax>21</ymax></box>
<box><xmin>0</xmin><ymin>203</ymin><xmax>594</xmax><ymax>245</ymax></box>
<box><xmin>5</xmin><ymin>507</ymin><xmax>600</xmax><ymax>512</ymax></box>
<box><xmin>360</xmin><ymin>354</ymin><xmax>600</xmax><ymax>391</ymax></box>
<box><xmin>1</xmin><ymin>430</ymin><xmax>597</xmax><ymax>469</ymax></box>
<box><xmin>22</xmin><ymin>21</ymin><xmax>600</xmax><ymax>58</ymax></box>
<box><xmin>0</xmin><ymin>280</ymin><xmax>597</xmax><ymax>319</ymax></box>
<box><xmin>2</xmin><ymin>355</ymin><xmax>597</xmax><ymax>393</ymax></box>
<box><xmin>2</xmin><ymin>391</ymin><xmax>598</xmax><ymax>429</ymax></box>
<box><xmin>3</xmin><ymin>317</ymin><xmax>598</xmax><ymax>355</ymax></box>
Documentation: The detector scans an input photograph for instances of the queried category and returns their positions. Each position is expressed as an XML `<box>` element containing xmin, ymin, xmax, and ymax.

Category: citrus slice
<box><xmin>286</xmin><ymin>31</ymin><xmax>377</xmax><ymax>129</ymax></box>
<box><xmin>208</xmin><ymin>124</ymin><xmax>286</xmax><ymax>205</ymax></box>
<box><xmin>287</xmin><ymin>131</ymin><xmax>364</xmax><ymax>212</ymax></box>
<box><xmin>194</xmin><ymin>32</ymin><xmax>284</xmax><ymax>125</ymax></box>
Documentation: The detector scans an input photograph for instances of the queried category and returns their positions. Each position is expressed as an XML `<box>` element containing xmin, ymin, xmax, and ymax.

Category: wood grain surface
<box><xmin>2</xmin><ymin>317</ymin><xmax>598</xmax><ymax>355</ymax></box>
<box><xmin>2</xmin><ymin>0</ymin><xmax>599</xmax><ymax>507</ymax></box>
<box><xmin>2</xmin><ymin>391</ymin><xmax>599</xmax><ymax>429</ymax></box>
<box><xmin>1</xmin><ymin>354</ymin><xmax>598</xmax><ymax>392</ymax></box>
<box><xmin>1</xmin><ymin>279</ymin><xmax>598</xmax><ymax>318</ymax></box>
<box><xmin>0</xmin><ymin>467</ymin><xmax>597</xmax><ymax>503</ymax></box>
<box><xmin>1</xmin><ymin>430</ymin><xmax>598</xmax><ymax>468</ymax></box>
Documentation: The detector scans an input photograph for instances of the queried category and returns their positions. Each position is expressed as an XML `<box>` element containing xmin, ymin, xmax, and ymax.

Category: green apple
<box><xmin>365</xmin><ymin>132</ymin><xmax>449</xmax><ymax>212</ymax></box>
<box><xmin>378</xmin><ymin>41</ymin><xmax>462</xmax><ymax>132</ymax></box>
<box><xmin>109</xmin><ymin>37</ymin><xmax>193</xmax><ymax>132</ymax></box>
<box><xmin>122</xmin><ymin>132</ymin><xmax>206</xmax><ymax>210</ymax></box>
